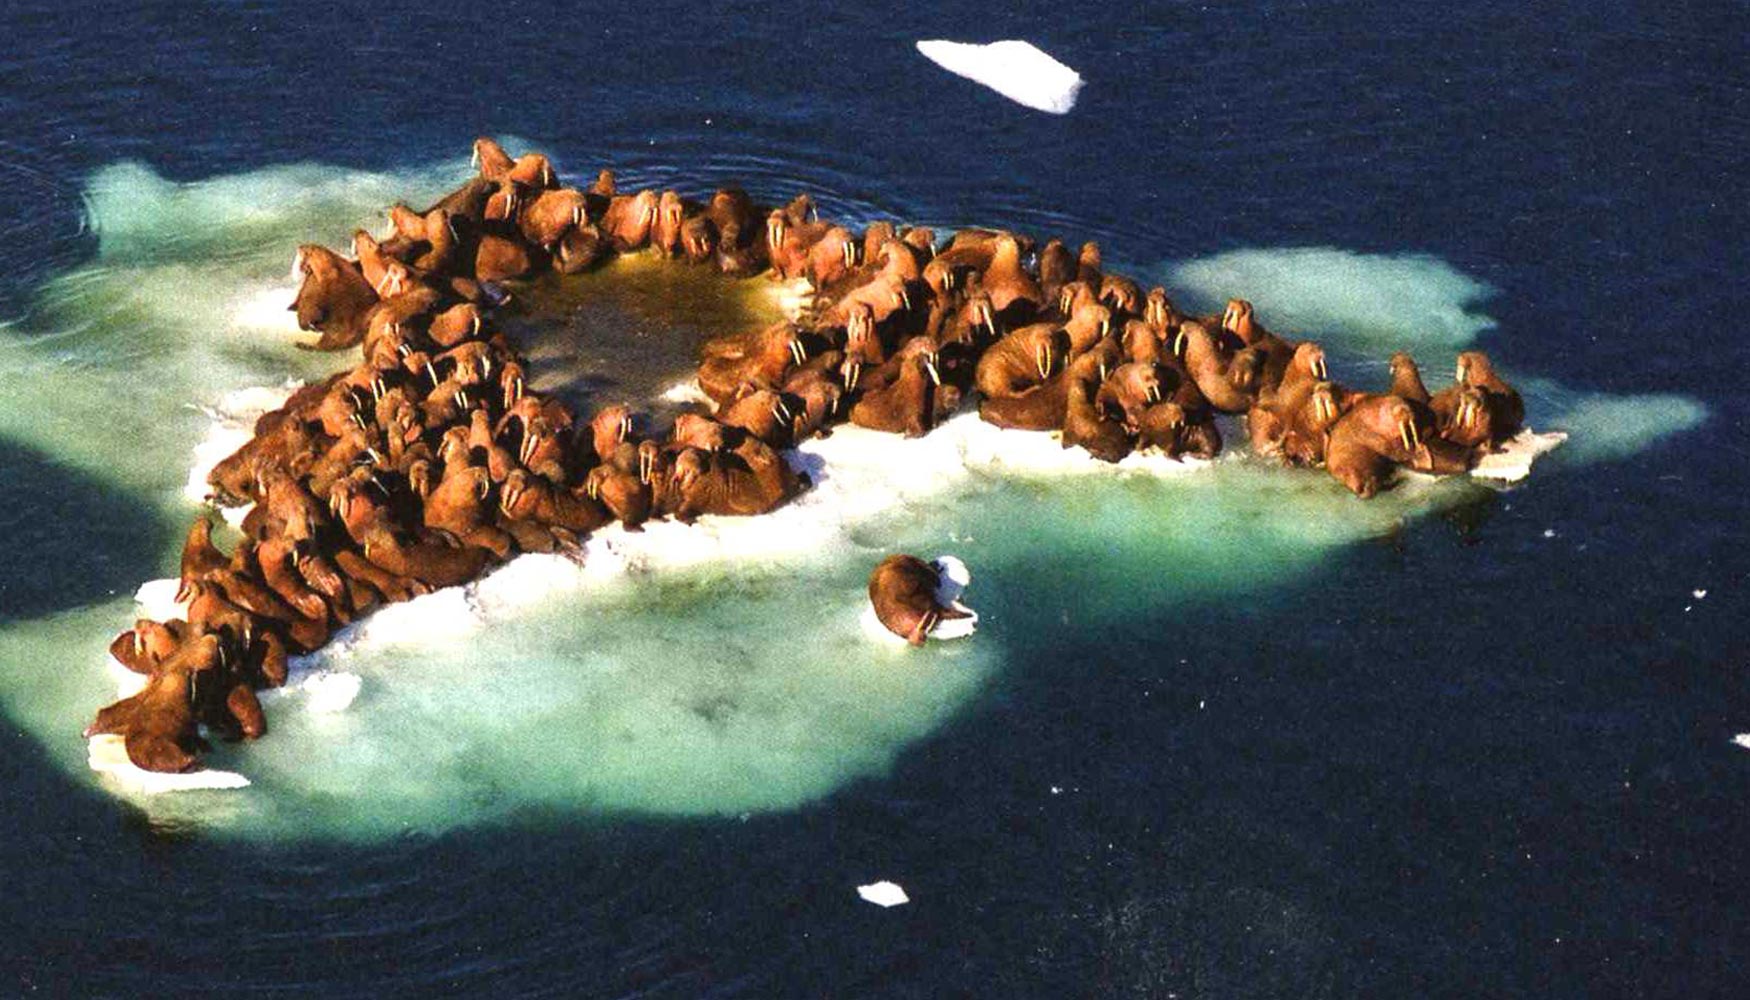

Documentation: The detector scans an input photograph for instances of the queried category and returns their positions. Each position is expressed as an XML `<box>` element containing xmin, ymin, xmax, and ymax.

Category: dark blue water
<box><xmin>3</xmin><ymin>1</ymin><xmax>1748</xmax><ymax>995</ymax></box>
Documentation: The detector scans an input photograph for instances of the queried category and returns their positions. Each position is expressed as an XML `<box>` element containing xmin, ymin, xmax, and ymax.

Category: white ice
<box><xmin>915</xmin><ymin>40</ymin><xmax>1084</xmax><ymax>114</ymax></box>
<box><xmin>857</xmin><ymin>880</ymin><xmax>910</xmax><ymax>907</ymax></box>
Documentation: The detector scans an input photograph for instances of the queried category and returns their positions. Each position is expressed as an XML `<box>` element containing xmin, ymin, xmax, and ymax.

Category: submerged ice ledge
<box><xmin>97</xmin><ymin>361</ymin><xmax>1571</xmax><ymax>797</ymax></box>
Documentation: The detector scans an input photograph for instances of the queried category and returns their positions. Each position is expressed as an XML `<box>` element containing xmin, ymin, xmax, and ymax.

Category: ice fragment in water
<box><xmin>915</xmin><ymin>40</ymin><xmax>1083</xmax><ymax>114</ymax></box>
<box><xmin>857</xmin><ymin>881</ymin><xmax>910</xmax><ymax>907</ymax></box>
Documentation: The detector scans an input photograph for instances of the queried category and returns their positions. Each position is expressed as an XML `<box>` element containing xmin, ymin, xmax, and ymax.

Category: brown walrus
<box><xmin>867</xmin><ymin>554</ymin><xmax>971</xmax><ymax>647</ymax></box>
<box><xmin>289</xmin><ymin>245</ymin><xmax>379</xmax><ymax>350</ymax></box>
<box><xmin>1325</xmin><ymin>394</ymin><xmax>1471</xmax><ymax>498</ymax></box>
<box><xmin>1431</xmin><ymin>351</ymin><xmax>1524</xmax><ymax>443</ymax></box>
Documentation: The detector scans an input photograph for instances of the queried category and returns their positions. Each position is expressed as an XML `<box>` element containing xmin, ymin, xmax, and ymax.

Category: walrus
<box><xmin>1324</xmin><ymin>394</ymin><xmax>1470</xmax><ymax>497</ymax></box>
<box><xmin>583</xmin><ymin>459</ymin><xmax>654</xmax><ymax>529</ymax></box>
<box><xmin>1062</xmin><ymin>302</ymin><xmax>1112</xmax><ymax>356</ymax></box>
<box><xmin>979</xmin><ymin>340</ymin><xmax>1113</xmax><ymax>431</ymax></box>
<box><xmin>1095</xmin><ymin>362</ymin><xmax>1164</xmax><ymax>430</ymax></box>
<box><xmin>720</xmin><ymin>387</ymin><xmax>798</xmax><ymax>447</ymax></box>
<box><xmin>849</xmin><ymin>338</ymin><xmax>940</xmax><ymax>437</ymax></box>
<box><xmin>1099</xmin><ymin>274</ymin><xmax>1143</xmax><ymax>316</ymax></box>
<box><xmin>698</xmin><ymin>323</ymin><xmax>804</xmax><ymax>404</ymax></box>
<box><xmin>85</xmin><ymin>633</ymin><xmax>228</xmax><ymax>772</ymax></box>
<box><xmin>1075</xmin><ymin>241</ymin><xmax>1103</xmax><ymax>286</ymax></box>
<box><xmin>518</xmin><ymin>187</ymin><xmax>589</xmax><ymax>249</ymax></box>
<box><xmin>499</xmin><ymin>468</ymin><xmax>610</xmax><ymax>536</ymax></box>
<box><xmin>1439</xmin><ymin>386</ymin><xmax>1497</xmax><ymax>452</ymax></box>
<box><xmin>108</xmin><ymin>618</ymin><xmax>193</xmax><ymax>675</ymax></box>
<box><xmin>472</xmin><ymin>137</ymin><xmax>556</xmax><ymax>190</ymax></box>
<box><xmin>1388</xmin><ymin>351</ymin><xmax>1432</xmax><ymax>404</ymax></box>
<box><xmin>1247</xmin><ymin>342</ymin><xmax>1331</xmax><ymax>455</ymax></box>
<box><xmin>866</xmin><ymin>555</ymin><xmax>972</xmax><ymax>647</ymax></box>
<box><xmin>1037</xmin><ymin>238</ymin><xmax>1075</xmax><ymax>304</ymax></box>
<box><xmin>424</xmin><ymin>463</ymin><xmax>516</xmax><ymax>558</ymax></box>
<box><xmin>1221</xmin><ymin>299</ymin><xmax>1296</xmax><ymax>391</ymax></box>
<box><xmin>1143</xmin><ymin>287</ymin><xmax>1180</xmax><ymax>333</ymax></box>
<box><xmin>289</xmin><ymin>245</ymin><xmax>379</xmax><ymax>350</ymax></box>
<box><xmin>1062</xmin><ymin>373</ymin><xmax>1132</xmax><ymax>463</ymax></box>
<box><xmin>975</xmin><ymin>324</ymin><xmax>1068</xmax><ymax>400</ymax></box>
<box><xmin>664</xmin><ymin>439</ymin><xmax>799</xmax><ymax>522</ymax></box>
<box><xmin>1431</xmin><ymin>351</ymin><xmax>1524</xmax><ymax>442</ymax></box>
<box><xmin>1136</xmin><ymin>401</ymin><xmax>1222</xmax><ymax>460</ymax></box>
<box><xmin>806</xmin><ymin>226</ymin><xmax>860</xmax><ymax>289</ymax></box>
<box><xmin>1174</xmin><ymin>321</ymin><xmax>1259</xmax><ymax>414</ymax></box>
<box><xmin>981</xmin><ymin>234</ymin><xmax>1042</xmax><ymax>318</ymax></box>
<box><xmin>602</xmin><ymin>190</ymin><xmax>660</xmax><ymax>251</ymax></box>
<box><xmin>1279</xmin><ymin>380</ymin><xmax>1347</xmax><ymax>467</ymax></box>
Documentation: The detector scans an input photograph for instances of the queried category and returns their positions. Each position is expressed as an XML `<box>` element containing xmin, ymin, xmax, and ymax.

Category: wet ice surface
<box><xmin>0</xmin><ymin>157</ymin><xmax>1709</xmax><ymax>839</ymax></box>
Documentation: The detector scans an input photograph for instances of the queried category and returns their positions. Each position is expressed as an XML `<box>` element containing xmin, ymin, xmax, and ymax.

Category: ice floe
<box><xmin>915</xmin><ymin>40</ymin><xmax>1083</xmax><ymax>114</ymax></box>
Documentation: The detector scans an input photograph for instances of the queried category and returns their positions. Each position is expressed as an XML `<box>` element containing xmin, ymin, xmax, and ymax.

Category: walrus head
<box><xmin>1144</xmin><ymin>287</ymin><xmax>1178</xmax><ymax>330</ymax></box>
<box><xmin>289</xmin><ymin>245</ymin><xmax>376</xmax><ymax>332</ymax></box>
<box><xmin>518</xmin><ymin>416</ymin><xmax>553</xmax><ymax>466</ymax></box>
<box><xmin>471</xmin><ymin>137</ymin><xmax>516</xmax><ymax>181</ymax></box>
<box><xmin>484</xmin><ymin>181</ymin><xmax>525</xmax><ymax>222</ymax></box>
<box><xmin>592</xmin><ymin>404</ymin><xmax>634</xmax><ymax>458</ymax></box>
<box><xmin>1294</xmin><ymin>342</ymin><xmax>1329</xmax><ymax>382</ymax></box>
<box><xmin>671</xmin><ymin>414</ymin><xmax>726</xmax><ymax>453</ymax></box>
<box><xmin>680</xmin><ymin>216</ymin><xmax>717</xmax><ymax>263</ymax></box>
<box><xmin>655</xmin><ymin>191</ymin><xmax>686</xmax><ymax>252</ymax></box>
<box><xmin>499</xmin><ymin>468</ymin><xmax>535</xmax><ymax>518</ymax></box>
<box><xmin>1455</xmin><ymin>350</ymin><xmax>1496</xmax><ymax>387</ymax></box>
<box><xmin>1057</xmin><ymin>280</ymin><xmax>1096</xmax><ymax>317</ymax></box>
<box><xmin>1382</xmin><ymin>397</ymin><xmax>1422</xmax><ymax>453</ymax></box>
<box><xmin>670</xmin><ymin>449</ymin><xmax>709</xmax><ymax>491</ymax></box>
<box><xmin>1119</xmin><ymin>362</ymin><xmax>1163</xmax><ymax>405</ymax></box>
<box><xmin>1223</xmin><ymin>299</ymin><xmax>1258</xmax><ymax>341</ymax></box>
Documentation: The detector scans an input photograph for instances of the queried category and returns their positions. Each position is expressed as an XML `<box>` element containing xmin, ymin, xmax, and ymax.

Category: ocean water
<box><xmin>1</xmin><ymin>2</ymin><xmax>1746</xmax><ymax>996</ymax></box>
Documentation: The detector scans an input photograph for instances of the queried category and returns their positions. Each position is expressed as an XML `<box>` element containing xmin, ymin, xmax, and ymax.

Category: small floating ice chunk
<box><xmin>915</xmin><ymin>39</ymin><xmax>1084</xmax><ymax>114</ymax></box>
<box><xmin>88</xmin><ymin>735</ymin><xmax>251</xmax><ymax>794</ymax></box>
<box><xmin>928</xmin><ymin>555</ymin><xmax>979</xmax><ymax>641</ymax></box>
<box><xmin>1471</xmin><ymin>428</ymin><xmax>1568</xmax><ymax>483</ymax></box>
<box><xmin>1734</xmin><ymin>734</ymin><xmax>1750</xmax><ymax>751</ymax></box>
<box><xmin>857</xmin><ymin>881</ymin><xmax>910</xmax><ymax>907</ymax></box>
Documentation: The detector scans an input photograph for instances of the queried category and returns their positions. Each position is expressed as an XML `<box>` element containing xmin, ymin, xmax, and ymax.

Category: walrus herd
<box><xmin>85</xmin><ymin>138</ymin><xmax>1528</xmax><ymax>774</ymax></box>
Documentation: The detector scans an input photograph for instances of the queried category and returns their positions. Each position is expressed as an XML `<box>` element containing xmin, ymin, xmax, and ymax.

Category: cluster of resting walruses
<box><xmin>86</xmin><ymin>138</ymin><xmax>1528</xmax><ymax>772</ymax></box>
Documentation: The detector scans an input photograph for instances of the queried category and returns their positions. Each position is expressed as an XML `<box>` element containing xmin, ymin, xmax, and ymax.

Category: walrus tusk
<box><xmin>1312</xmin><ymin>356</ymin><xmax>1328</xmax><ymax>380</ymax></box>
<box><xmin>789</xmin><ymin>338</ymin><xmax>806</xmax><ymax>366</ymax></box>
<box><xmin>1172</xmin><ymin>330</ymin><xmax>1186</xmax><ymax>358</ymax></box>
<box><xmin>925</xmin><ymin>359</ymin><xmax>941</xmax><ymax>387</ymax></box>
